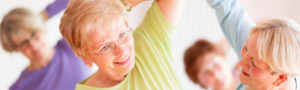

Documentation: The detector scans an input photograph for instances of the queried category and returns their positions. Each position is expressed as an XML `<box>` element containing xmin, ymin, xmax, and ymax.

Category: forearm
<box><xmin>157</xmin><ymin>0</ymin><xmax>183</xmax><ymax>25</ymax></box>
<box><xmin>45</xmin><ymin>0</ymin><xmax>69</xmax><ymax>19</ymax></box>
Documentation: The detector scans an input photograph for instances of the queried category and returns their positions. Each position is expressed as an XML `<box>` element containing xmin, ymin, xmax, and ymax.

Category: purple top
<box><xmin>10</xmin><ymin>39</ymin><xmax>92</xmax><ymax>90</ymax></box>
<box><xmin>45</xmin><ymin>0</ymin><xmax>69</xmax><ymax>18</ymax></box>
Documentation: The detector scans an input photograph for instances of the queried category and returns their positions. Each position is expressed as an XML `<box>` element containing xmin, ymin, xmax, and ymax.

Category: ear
<box><xmin>82</xmin><ymin>58</ymin><xmax>93</xmax><ymax>68</ymax></box>
<box><xmin>272</xmin><ymin>74</ymin><xmax>288</xmax><ymax>86</ymax></box>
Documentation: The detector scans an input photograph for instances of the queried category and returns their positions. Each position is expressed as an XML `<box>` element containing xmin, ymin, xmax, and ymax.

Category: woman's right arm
<box><xmin>207</xmin><ymin>0</ymin><xmax>255</xmax><ymax>59</ymax></box>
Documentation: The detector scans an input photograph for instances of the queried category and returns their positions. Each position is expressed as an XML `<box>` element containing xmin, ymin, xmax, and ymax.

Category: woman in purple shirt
<box><xmin>0</xmin><ymin>3</ymin><xmax>92</xmax><ymax>90</ymax></box>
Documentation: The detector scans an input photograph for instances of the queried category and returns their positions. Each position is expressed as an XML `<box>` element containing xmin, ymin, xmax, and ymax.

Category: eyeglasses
<box><xmin>16</xmin><ymin>31</ymin><xmax>38</xmax><ymax>49</ymax></box>
<box><xmin>95</xmin><ymin>28</ymin><xmax>133</xmax><ymax>56</ymax></box>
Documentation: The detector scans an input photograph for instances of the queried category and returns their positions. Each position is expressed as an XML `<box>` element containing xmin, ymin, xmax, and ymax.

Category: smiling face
<box><xmin>84</xmin><ymin>17</ymin><xmax>135</xmax><ymax>81</ymax></box>
<box><xmin>239</xmin><ymin>32</ymin><xmax>283</xmax><ymax>89</ymax></box>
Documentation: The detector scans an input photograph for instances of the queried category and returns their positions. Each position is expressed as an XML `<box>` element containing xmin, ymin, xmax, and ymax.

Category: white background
<box><xmin>0</xmin><ymin>0</ymin><xmax>299</xmax><ymax>90</ymax></box>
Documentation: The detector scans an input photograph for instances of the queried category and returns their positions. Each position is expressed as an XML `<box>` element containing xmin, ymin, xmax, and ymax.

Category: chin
<box><xmin>127</xmin><ymin>50</ymin><xmax>135</xmax><ymax>72</ymax></box>
<box><xmin>124</xmin><ymin>57</ymin><xmax>135</xmax><ymax>74</ymax></box>
<box><xmin>114</xmin><ymin>49</ymin><xmax>135</xmax><ymax>79</ymax></box>
<box><xmin>116</xmin><ymin>55</ymin><xmax>135</xmax><ymax>77</ymax></box>
<box><xmin>239</xmin><ymin>73</ymin><xmax>250</xmax><ymax>85</ymax></box>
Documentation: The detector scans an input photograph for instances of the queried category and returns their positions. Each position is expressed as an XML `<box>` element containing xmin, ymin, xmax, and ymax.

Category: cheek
<box><xmin>215</xmin><ymin>64</ymin><xmax>228</xmax><ymax>76</ymax></box>
<box><xmin>217</xmin><ymin>64</ymin><xmax>226</xmax><ymax>72</ymax></box>
<box><xmin>250</xmin><ymin>68</ymin><xmax>267</xmax><ymax>80</ymax></box>
<box><xmin>128</xmin><ymin>37</ymin><xmax>135</xmax><ymax>52</ymax></box>
<box><xmin>198</xmin><ymin>73</ymin><xmax>210</xmax><ymax>86</ymax></box>
<box><xmin>22</xmin><ymin>51</ymin><xmax>30</xmax><ymax>57</ymax></box>
<box><xmin>36</xmin><ymin>35</ymin><xmax>45</xmax><ymax>44</ymax></box>
<box><xmin>93</xmin><ymin>56</ymin><xmax>115</xmax><ymax>67</ymax></box>
<box><xmin>128</xmin><ymin>37</ymin><xmax>134</xmax><ymax>46</ymax></box>
<box><xmin>21</xmin><ymin>49</ymin><xmax>35</xmax><ymax>59</ymax></box>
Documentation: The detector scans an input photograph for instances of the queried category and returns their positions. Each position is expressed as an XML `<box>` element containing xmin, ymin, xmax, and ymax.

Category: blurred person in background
<box><xmin>0</xmin><ymin>3</ymin><xmax>92</xmax><ymax>90</ymax></box>
<box><xmin>184</xmin><ymin>39</ymin><xmax>239</xmax><ymax>90</ymax></box>
<box><xmin>207</xmin><ymin>0</ymin><xmax>300</xmax><ymax>89</ymax></box>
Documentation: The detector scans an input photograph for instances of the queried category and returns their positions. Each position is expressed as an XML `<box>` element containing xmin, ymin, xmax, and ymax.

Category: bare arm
<box><xmin>122</xmin><ymin>0</ymin><xmax>183</xmax><ymax>25</ymax></box>
<box><xmin>157</xmin><ymin>0</ymin><xmax>183</xmax><ymax>25</ymax></box>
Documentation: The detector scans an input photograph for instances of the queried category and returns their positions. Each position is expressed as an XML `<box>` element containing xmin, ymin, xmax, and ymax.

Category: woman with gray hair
<box><xmin>207</xmin><ymin>0</ymin><xmax>300</xmax><ymax>89</ymax></box>
<box><xmin>1</xmin><ymin>8</ymin><xmax>92</xmax><ymax>90</ymax></box>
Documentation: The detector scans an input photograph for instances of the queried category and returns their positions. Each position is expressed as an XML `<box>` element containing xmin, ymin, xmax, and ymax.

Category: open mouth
<box><xmin>242</xmin><ymin>70</ymin><xmax>250</xmax><ymax>76</ymax></box>
<box><xmin>114</xmin><ymin>54</ymin><xmax>130</xmax><ymax>65</ymax></box>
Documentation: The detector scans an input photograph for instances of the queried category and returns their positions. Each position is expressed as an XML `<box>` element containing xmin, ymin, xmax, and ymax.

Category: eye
<box><xmin>100</xmin><ymin>44</ymin><xmax>113</xmax><ymax>53</ymax></box>
<box><xmin>244</xmin><ymin>46</ymin><xmax>248</xmax><ymax>52</ymax></box>
<box><xmin>101</xmin><ymin>45</ymin><xmax>109</xmax><ymax>51</ymax></box>
<box><xmin>251</xmin><ymin>58</ymin><xmax>259</xmax><ymax>69</ymax></box>
<box><xmin>119</xmin><ymin>32</ymin><xmax>127</xmax><ymax>40</ymax></box>
<box><xmin>203</xmin><ymin>70</ymin><xmax>210</xmax><ymax>75</ymax></box>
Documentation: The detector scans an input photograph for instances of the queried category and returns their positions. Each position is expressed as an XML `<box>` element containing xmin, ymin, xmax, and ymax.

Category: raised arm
<box><xmin>207</xmin><ymin>0</ymin><xmax>256</xmax><ymax>59</ymax></box>
<box><xmin>157</xmin><ymin>0</ymin><xmax>183</xmax><ymax>25</ymax></box>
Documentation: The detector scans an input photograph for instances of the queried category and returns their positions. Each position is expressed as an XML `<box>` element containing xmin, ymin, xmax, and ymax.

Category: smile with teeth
<box><xmin>114</xmin><ymin>53</ymin><xmax>130</xmax><ymax>65</ymax></box>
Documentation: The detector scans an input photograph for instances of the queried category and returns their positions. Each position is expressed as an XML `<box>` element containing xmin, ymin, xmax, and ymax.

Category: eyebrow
<box><xmin>95</xmin><ymin>41</ymin><xmax>108</xmax><ymax>50</ymax></box>
<box><xmin>93</xmin><ymin>30</ymin><xmax>124</xmax><ymax>50</ymax></box>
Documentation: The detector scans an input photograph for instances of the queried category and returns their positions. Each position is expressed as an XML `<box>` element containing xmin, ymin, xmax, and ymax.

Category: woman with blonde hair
<box><xmin>60</xmin><ymin>0</ymin><xmax>183</xmax><ymax>89</ymax></box>
<box><xmin>207</xmin><ymin>0</ymin><xmax>300</xmax><ymax>89</ymax></box>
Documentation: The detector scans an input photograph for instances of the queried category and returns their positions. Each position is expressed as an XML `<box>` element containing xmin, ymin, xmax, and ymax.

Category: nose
<box><xmin>28</xmin><ymin>40</ymin><xmax>39</xmax><ymax>51</ymax></box>
<box><xmin>239</xmin><ymin>46</ymin><xmax>250</xmax><ymax>69</ymax></box>
<box><xmin>114</xmin><ymin>44</ymin><xmax>128</xmax><ymax>59</ymax></box>
<box><xmin>238</xmin><ymin>56</ymin><xmax>249</xmax><ymax>70</ymax></box>
<box><xmin>211</xmin><ymin>71</ymin><xmax>216</xmax><ymax>77</ymax></box>
<box><xmin>207</xmin><ymin>70</ymin><xmax>218</xmax><ymax>83</ymax></box>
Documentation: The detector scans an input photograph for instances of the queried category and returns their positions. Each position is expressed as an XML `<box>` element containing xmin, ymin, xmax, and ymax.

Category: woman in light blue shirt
<box><xmin>206</xmin><ymin>0</ymin><xmax>300</xmax><ymax>89</ymax></box>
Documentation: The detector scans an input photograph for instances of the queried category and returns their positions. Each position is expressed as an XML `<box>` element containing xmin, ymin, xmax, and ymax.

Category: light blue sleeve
<box><xmin>207</xmin><ymin>0</ymin><xmax>256</xmax><ymax>59</ymax></box>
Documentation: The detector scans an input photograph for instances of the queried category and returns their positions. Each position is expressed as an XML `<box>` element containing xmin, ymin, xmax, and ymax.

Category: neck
<box><xmin>27</xmin><ymin>46</ymin><xmax>54</xmax><ymax>71</ymax></box>
<box><xmin>85</xmin><ymin>70</ymin><xmax>124</xmax><ymax>88</ymax></box>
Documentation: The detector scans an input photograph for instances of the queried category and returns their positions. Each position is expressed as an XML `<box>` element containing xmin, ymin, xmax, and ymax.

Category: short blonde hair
<box><xmin>0</xmin><ymin>8</ymin><xmax>43</xmax><ymax>52</ymax></box>
<box><xmin>60</xmin><ymin>0</ymin><xmax>128</xmax><ymax>59</ymax></box>
<box><xmin>250</xmin><ymin>18</ymin><xmax>300</xmax><ymax>76</ymax></box>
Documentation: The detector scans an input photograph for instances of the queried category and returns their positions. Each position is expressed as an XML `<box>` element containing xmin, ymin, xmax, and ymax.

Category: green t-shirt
<box><xmin>76</xmin><ymin>2</ymin><xmax>181</xmax><ymax>90</ymax></box>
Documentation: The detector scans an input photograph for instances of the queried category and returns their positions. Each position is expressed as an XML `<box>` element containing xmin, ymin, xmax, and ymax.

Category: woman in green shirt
<box><xmin>59</xmin><ymin>0</ymin><xmax>183</xmax><ymax>89</ymax></box>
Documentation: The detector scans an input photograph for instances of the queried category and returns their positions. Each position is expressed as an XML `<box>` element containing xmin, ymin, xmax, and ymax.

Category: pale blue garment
<box><xmin>207</xmin><ymin>0</ymin><xmax>300</xmax><ymax>90</ymax></box>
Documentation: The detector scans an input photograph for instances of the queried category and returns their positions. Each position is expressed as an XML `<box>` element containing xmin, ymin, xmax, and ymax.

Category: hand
<box><xmin>121</xmin><ymin>0</ymin><xmax>151</xmax><ymax>10</ymax></box>
<box><xmin>40</xmin><ymin>10</ymin><xmax>49</xmax><ymax>22</ymax></box>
